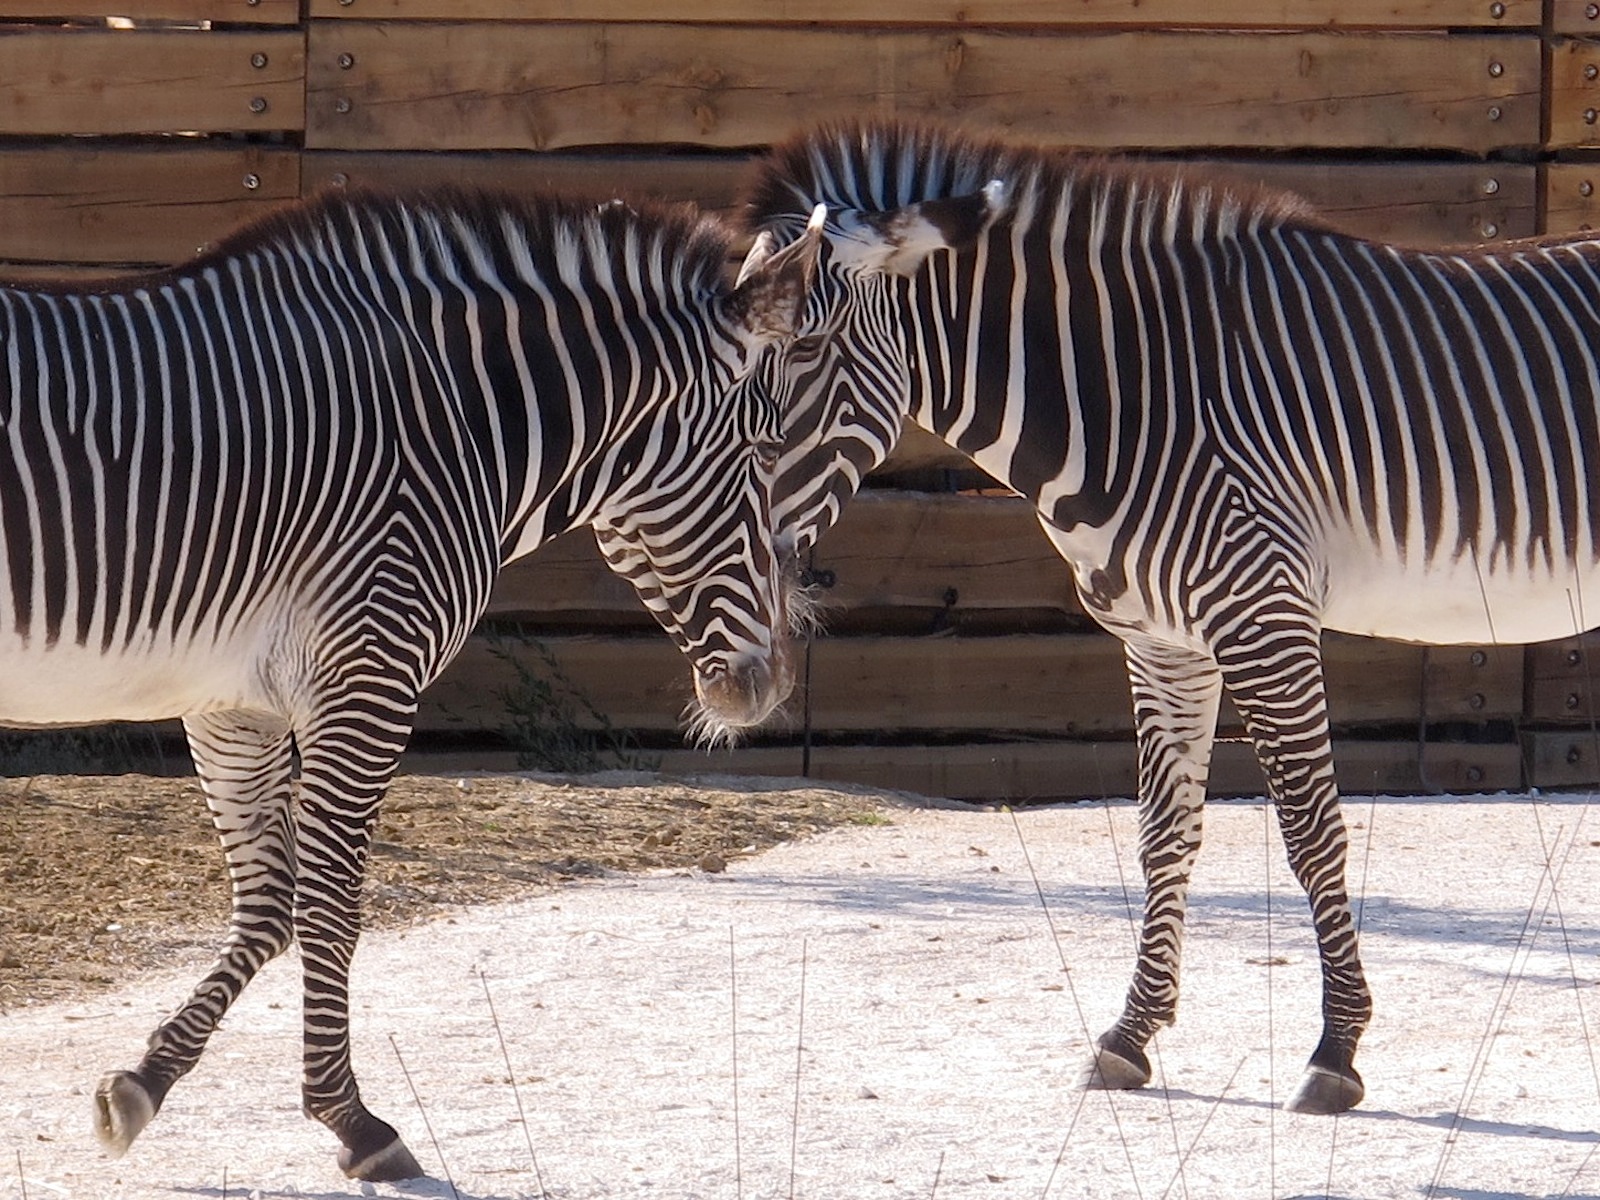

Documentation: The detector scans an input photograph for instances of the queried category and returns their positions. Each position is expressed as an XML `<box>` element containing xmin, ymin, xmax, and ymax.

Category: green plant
<box><xmin>485</xmin><ymin>629</ymin><xmax>659</xmax><ymax>774</ymax></box>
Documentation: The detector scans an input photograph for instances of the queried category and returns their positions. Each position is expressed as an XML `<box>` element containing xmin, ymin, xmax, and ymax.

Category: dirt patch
<box><xmin>0</xmin><ymin>771</ymin><xmax>889</xmax><ymax>1010</ymax></box>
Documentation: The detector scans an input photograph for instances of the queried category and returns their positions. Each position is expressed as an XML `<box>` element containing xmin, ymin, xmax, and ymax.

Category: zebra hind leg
<box><xmin>94</xmin><ymin>711</ymin><xmax>297</xmax><ymax>1156</ymax></box>
<box><xmin>1082</xmin><ymin>640</ymin><xmax>1223</xmax><ymax>1094</ymax></box>
<box><xmin>1219</xmin><ymin>623</ymin><xmax>1369</xmax><ymax>1115</ymax></box>
<box><xmin>293</xmin><ymin>698</ymin><xmax>423</xmax><ymax>1181</ymax></box>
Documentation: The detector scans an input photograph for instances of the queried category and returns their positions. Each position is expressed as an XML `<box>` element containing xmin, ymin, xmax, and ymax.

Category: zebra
<box><xmin>731</xmin><ymin>118</ymin><xmax>1600</xmax><ymax>1115</ymax></box>
<box><xmin>1</xmin><ymin>186</ymin><xmax>820</xmax><ymax>1179</ymax></box>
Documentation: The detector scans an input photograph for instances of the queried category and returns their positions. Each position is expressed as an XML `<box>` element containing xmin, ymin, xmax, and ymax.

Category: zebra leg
<box><xmin>1083</xmin><ymin>639</ymin><xmax>1223</xmax><ymax>1092</ymax></box>
<box><xmin>292</xmin><ymin>701</ymin><xmax>423</xmax><ymax>1182</ymax></box>
<box><xmin>94</xmin><ymin>710</ymin><xmax>296</xmax><ymax>1156</ymax></box>
<box><xmin>1217</xmin><ymin>622</ymin><xmax>1370</xmax><ymax>1115</ymax></box>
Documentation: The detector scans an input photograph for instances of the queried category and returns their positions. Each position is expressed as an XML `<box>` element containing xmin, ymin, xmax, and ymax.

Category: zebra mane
<box><xmin>9</xmin><ymin>186</ymin><xmax>736</xmax><ymax>299</ymax></box>
<box><xmin>742</xmin><ymin>119</ymin><xmax>1320</xmax><ymax>239</ymax></box>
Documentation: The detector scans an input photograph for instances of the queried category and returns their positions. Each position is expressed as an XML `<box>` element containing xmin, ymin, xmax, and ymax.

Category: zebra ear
<box><xmin>725</xmin><ymin>204</ymin><xmax>826</xmax><ymax>348</ymax></box>
<box><xmin>845</xmin><ymin>179</ymin><xmax>1008</xmax><ymax>277</ymax></box>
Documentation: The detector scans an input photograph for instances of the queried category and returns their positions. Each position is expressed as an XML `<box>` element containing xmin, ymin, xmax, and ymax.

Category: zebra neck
<box><xmin>901</xmin><ymin>169</ymin><xmax>1244</xmax><ymax>535</ymax></box>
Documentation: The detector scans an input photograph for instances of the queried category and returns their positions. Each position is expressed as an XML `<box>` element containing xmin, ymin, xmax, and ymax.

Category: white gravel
<box><xmin>5</xmin><ymin>788</ymin><xmax>1600</xmax><ymax>1200</ymax></box>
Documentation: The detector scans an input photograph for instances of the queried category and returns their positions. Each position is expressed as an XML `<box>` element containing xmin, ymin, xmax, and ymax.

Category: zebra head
<box><xmin>737</xmin><ymin>123</ymin><xmax>1010</xmax><ymax>563</ymax></box>
<box><xmin>589</xmin><ymin>211</ymin><xmax>827</xmax><ymax>745</ymax></box>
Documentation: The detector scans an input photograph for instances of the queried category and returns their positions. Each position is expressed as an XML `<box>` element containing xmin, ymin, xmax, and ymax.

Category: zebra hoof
<box><xmin>92</xmin><ymin>1071</ymin><xmax>156</xmax><ymax>1156</ymax></box>
<box><xmin>339</xmin><ymin>1135</ymin><xmax>424</xmax><ymax>1182</ymax></box>
<box><xmin>1077</xmin><ymin>1038</ymin><xmax>1152</xmax><ymax>1091</ymax></box>
<box><xmin>1285</xmin><ymin>1064</ymin><xmax>1364</xmax><ymax>1115</ymax></box>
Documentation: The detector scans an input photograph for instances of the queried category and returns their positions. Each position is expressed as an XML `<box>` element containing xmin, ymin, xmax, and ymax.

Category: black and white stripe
<box><xmin>4</xmin><ymin>187</ymin><xmax>814</xmax><ymax>1178</ymax></box>
<box><xmin>740</xmin><ymin>119</ymin><xmax>1600</xmax><ymax>1114</ymax></box>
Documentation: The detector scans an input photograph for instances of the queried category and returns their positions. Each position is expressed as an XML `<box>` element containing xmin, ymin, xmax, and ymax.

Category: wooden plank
<box><xmin>305</xmin><ymin>25</ymin><xmax>1539</xmax><ymax>155</ymax></box>
<box><xmin>308</xmin><ymin>1</ymin><xmax>1540</xmax><ymax>29</ymax></box>
<box><xmin>0</xmin><ymin>145</ymin><xmax>299</xmax><ymax>265</ymax></box>
<box><xmin>1549</xmin><ymin>38</ymin><xmax>1600</xmax><ymax>151</ymax></box>
<box><xmin>0</xmin><ymin>28</ymin><xmax>303</xmax><ymax>135</ymax></box>
<box><xmin>488</xmin><ymin>492</ymin><xmax>1079</xmax><ymax>623</ymax></box>
<box><xmin>1554</xmin><ymin>0</ymin><xmax>1600</xmax><ymax>35</ymax></box>
<box><xmin>1207</xmin><ymin>160</ymin><xmax>1537</xmax><ymax>245</ymax></box>
<box><xmin>301</xmin><ymin>152</ymin><xmax>1539</xmax><ymax>249</ymax></box>
<box><xmin>1540</xmin><ymin>163</ymin><xmax>1600</xmax><ymax>237</ymax></box>
<box><xmin>652</xmin><ymin>738</ymin><xmax>1524</xmax><ymax>801</ymax></box>
<box><xmin>302</xmin><ymin>150</ymin><xmax>750</xmax><ymax>216</ymax></box>
<box><xmin>1522</xmin><ymin>632</ymin><xmax>1600</xmax><ymax>723</ymax></box>
<box><xmin>1520</xmin><ymin>729</ymin><xmax>1600</xmax><ymax>789</ymax></box>
<box><xmin>0</xmin><ymin>1</ymin><xmax>298</xmax><ymax>22</ymax></box>
<box><xmin>417</xmin><ymin>632</ymin><xmax>1523</xmax><ymax>737</ymax></box>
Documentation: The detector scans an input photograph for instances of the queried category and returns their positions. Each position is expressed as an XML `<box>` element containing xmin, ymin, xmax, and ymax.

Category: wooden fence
<box><xmin>5</xmin><ymin>1</ymin><xmax>1600</xmax><ymax>798</ymax></box>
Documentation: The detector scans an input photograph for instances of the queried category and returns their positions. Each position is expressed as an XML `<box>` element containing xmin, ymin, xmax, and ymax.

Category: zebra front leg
<box><xmin>95</xmin><ymin>710</ymin><xmax>296</xmax><ymax>1156</ymax></box>
<box><xmin>293</xmin><ymin>700</ymin><xmax>423</xmax><ymax>1181</ymax></box>
<box><xmin>1083</xmin><ymin>639</ymin><xmax>1223</xmax><ymax>1092</ymax></box>
<box><xmin>1218</xmin><ymin>622</ymin><xmax>1370</xmax><ymax>1115</ymax></box>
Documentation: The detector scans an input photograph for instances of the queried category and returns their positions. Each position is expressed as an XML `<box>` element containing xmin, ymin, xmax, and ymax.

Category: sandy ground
<box><xmin>5</xmin><ymin>788</ymin><xmax>1600</xmax><ymax>1200</ymax></box>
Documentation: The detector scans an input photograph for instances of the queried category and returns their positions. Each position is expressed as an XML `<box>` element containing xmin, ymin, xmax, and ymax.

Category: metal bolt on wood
<box><xmin>249</xmin><ymin>96</ymin><xmax>268</xmax><ymax>114</ymax></box>
<box><xmin>1589</xmin><ymin>3</ymin><xmax>1599</xmax><ymax>18</ymax></box>
<box><xmin>243</xmin><ymin>173</ymin><xmax>260</xmax><ymax>190</ymax></box>
<box><xmin>251</xmin><ymin>52</ymin><xmax>267</xmax><ymax>69</ymax></box>
<box><xmin>1488</xmin><ymin>0</ymin><xmax>1505</xmax><ymax>14</ymax></box>
<box><xmin>1482</xmin><ymin>178</ymin><xmax>1499</xmax><ymax>195</ymax></box>
<box><xmin>338</xmin><ymin>53</ymin><xmax>355</xmax><ymax>69</ymax></box>
<box><xmin>1487</xmin><ymin>105</ymin><xmax>1503</xmax><ymax>121</ymax></box>
<box><xmin>1582</xmin><ymin>180</ymin><xmax>1596</xmax><ymax>197</ymax></box>
<box><xmin>1588</xmin><ymin>64</ymin><xmax>1600</xmax><ymax>81</ymax></box>
<box><xmin>335</xmin><ymin>98</ymin><xmax>352</xmax><ymax>114</ymax></box>
<box><xmin>1488</xmin><ymin>61</ymin><xmax>1503</xmax><ymax>78</ymax></box>
<box><xmin>1587</xmin><ymin>108</ymin><xmax>1599</xmax><ymax>125</ymax></box>
<box><xmin>1481</xmin><ymin>223</ymin><xmax>1498</xmax><ymax>238</ymax></box>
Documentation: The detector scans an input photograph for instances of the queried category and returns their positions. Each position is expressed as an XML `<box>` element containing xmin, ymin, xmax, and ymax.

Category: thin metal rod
<box><xmin>476</xmin><ymin>965</ymin><xmax>548</xmax><ymax>1200</ymax></box>
<box><xmin>789</xmin><ymin>938</ymin><xmax>809</xmax><ymax>1200</ymax></box>
<box><xmin>1011</xmin><ymin>807</ymin><xmax>1144</xmax><ymax>1200</ymax></box>
<box><xmin>388</xmin><ymin>1032</ymin><xmax>459</xmax><ymax>1200</ymax></box>
<box><xmin>730</xmin><ymin>925</ymin><xmax>744</xmax><ymax>1200</ymax></box>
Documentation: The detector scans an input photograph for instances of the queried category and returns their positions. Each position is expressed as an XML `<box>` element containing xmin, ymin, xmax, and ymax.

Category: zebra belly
<box><xmin>1321</xmin><ymin>551</ymin><xmax>1600</xmax><ymax>646</ymax></box>
<box><xmin>0</xmin><ymin>637</ymin><xmax>270</xmax><ymax>727</ymax></box>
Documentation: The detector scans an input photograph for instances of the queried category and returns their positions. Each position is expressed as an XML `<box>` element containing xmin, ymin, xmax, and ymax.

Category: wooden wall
<box><xmin>4</xmin><ymin>1</ymin><xmax>1599</xmax><ymax>798</ymax></box>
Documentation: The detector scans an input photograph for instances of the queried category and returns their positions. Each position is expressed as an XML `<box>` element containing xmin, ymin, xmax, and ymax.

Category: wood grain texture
<box><xmin>1549</xmin><ymin>38</ymin><xmax>1600</xmax><ymax>150</ymax></box>
<box><xmin>304</xmin><ymin>24</ymin><xmax>1539</xmax><ymax>154</ymax></box>
<box><xmin>0</xmin><ymin>144</ymin><xmax>299</xmax><ymax>264</ymax></box>
<box><xmin>306</xmin><ymin>0</ymin><xmax>1539</xmax><ymax>29</ymax></box>
<box><xmin>487</xmin><ymin>492</ymin><xmax>1077</xmax><ymax>623</ymax></box>
<box><xmin>0</xmin><ymin>0</ymin><xmax>298</xmax><ymax>21</ymax></box>
<box><xmin>0</xmin><ymin>28</ymin><xmax>303</xmax><ymax>134</ymax></box>
<box><xmin>645</xmin><ymin>738</ymin><xmax>1524</xmax><ymax>801</ymax></box>
<box><xmin>301</xmin><ymin>150</ymin><xmax>750</xmax><ymax>215</ymax></box>
<box><xmin>417</xmin><ymin>632</ymin><xmax>1523</xmax><ymax>736</ymax></box>
<box><xmin>1552</xmin><ymin>0</ymin><xmax>1600</xmax><ymax>35</ymax></box>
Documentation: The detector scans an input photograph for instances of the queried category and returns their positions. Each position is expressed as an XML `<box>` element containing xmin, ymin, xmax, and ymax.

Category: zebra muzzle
<box><xmin>694</xmin><ymin>643</ymin><xmax>795</xmax><ymax>731</ymax></box>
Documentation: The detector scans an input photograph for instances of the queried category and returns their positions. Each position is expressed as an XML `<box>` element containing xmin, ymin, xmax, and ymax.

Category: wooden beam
<box><xmin>1520</xmin><ymin>729</ymin><xmax>1600</xmax><ymax>789</ymax></box>
<box><xmin>417</xmin><ymin>631</ymin><xmax>1523</xmax><ymax>737</ymax></box>
<box><xmin>1523</xmin><ymin>633</ymin><xmax>1600</xmax><ymax>724</ymax></box>
<box><xmin>488</xmin><ymin>491</ymin><xmax>1079</xmax><ymax>623</ymax></box>
<box><xmin>649</xmin><ymin>737</ymin><xmax>1525</xmax><ymax>801</ymax></box>
<box><xmin>0</xmin><ymin>1</ymin><xmax>298</xmax><ymax>21</ymax></box>
<box><xmin>0</xmin><ymin>28</ymin><xmax>304</xmax><ymax>135</ymax></box>
<box><xmin>1553</xmin><ymin>1</ymin><xmax>1600</xmax><ymax>35</ymax></box>
<box><xmin>306</xmin><ymin>1</ymin><xmax>1539</xmax><ymax>29</ymax></box>
<box><xmin>302</xmin><ymin>150</ymin><xmax>751</xmax><ymax>215</ymax></box>
<box><xmin>0</xmin><ymin>144</ymin><xmax>299</xmax><ymax>265</ymax></box>
<box><xmin>1544</xmin><ymin>162</ymin><xmax>1600</xmax><ymax>236</ymax></box>
<box><xmin>1548</xmin><ymin>39</ymin><xmax>1600</xmax><ymax>151</ymax></box>
<box><xmin>305</xmin><ymin>25</ymin><xmax>1539</xmax><ymax>155</ymax></box>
